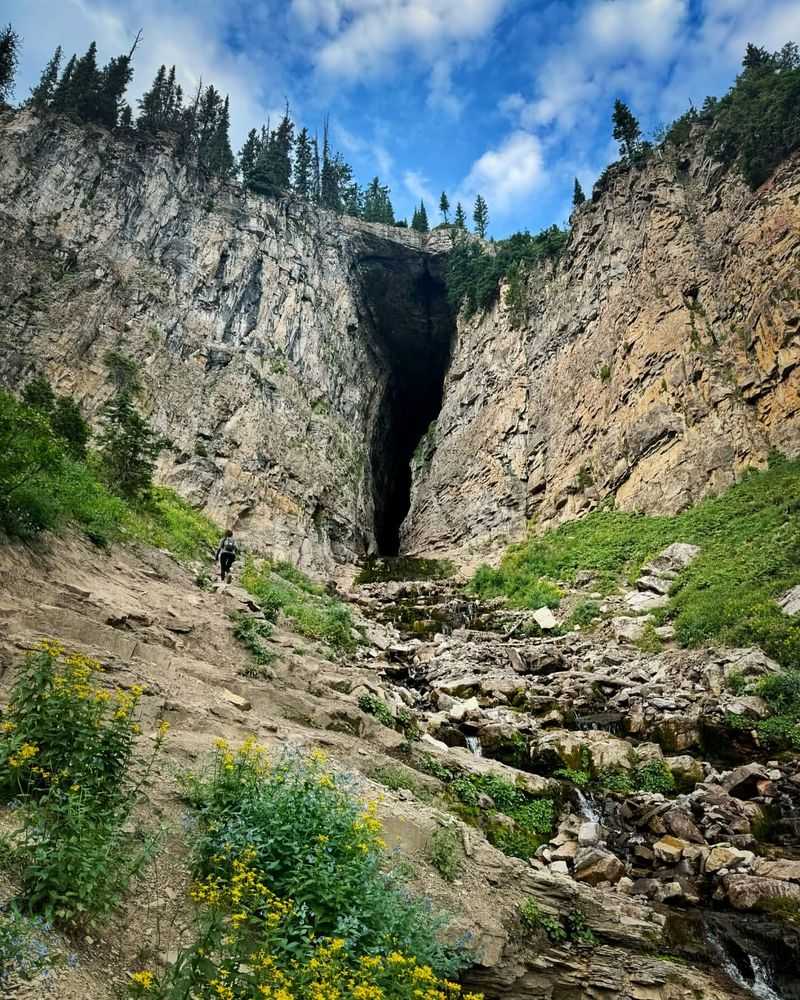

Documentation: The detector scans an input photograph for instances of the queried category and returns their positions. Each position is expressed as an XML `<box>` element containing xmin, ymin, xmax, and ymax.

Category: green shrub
<box><xmin>182</xmin><ymin>742</ymin><xmax>467</xmax><ymax>975</ymax></box>
<box><xmin>242</xmin><ymin>558</ymin><xmax>357</xmax><ymax>653</ymax></box>
<box><xmin>358</xmin><ymin>693</ymin><xmax>394</xmax><ymax>728</ymax></box>
<box><xmin>472</xmin><ymin>563</ymin><xmax>562</xmax><ymax>610</ymax></box>
<box><xmin>0</xmin><ymin>642</ymin><xmax>167</xmax><ymax>924</ymax></box>
<box><xmin>633</xmin><ymin>760</ymin><xmax>676</xmax><ymax>795</ymax></box>
<box><xmin>231</xmin><ymin>612</ymin><xmax>275</xmax><ymax>671</ymax></box>
<box><xmin>519</xmin><ymin>899</ymin><xmax>596</xmax><ymax>946</ymax></box>
<box><xmin>757</xmin><ymin>671</ymin><xmax>800</xmax><ymax>716</ymax></box>
<box><xmin>428</xmin><ymin>826</ymin><xmax>462</xmax><ymax>882</ymax></box>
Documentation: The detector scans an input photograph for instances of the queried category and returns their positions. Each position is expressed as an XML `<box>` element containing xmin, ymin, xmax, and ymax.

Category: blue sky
<box><xmin>6</xmin><ymin>0</ymin><xmax>800</xmax><ymax>235</ymax></box>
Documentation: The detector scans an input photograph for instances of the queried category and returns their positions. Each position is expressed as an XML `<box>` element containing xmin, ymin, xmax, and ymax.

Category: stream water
<box><xmin>707</xmin><ymin>927</ymin><xmax>785</xmax><ymax>1000</ymax></box>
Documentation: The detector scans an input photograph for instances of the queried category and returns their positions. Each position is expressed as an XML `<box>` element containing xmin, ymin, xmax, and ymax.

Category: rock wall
<box><xmin>0</xmin><ymin>109</ymin><xmax>451</xmax><ymax>572</ymax></box>
<box><xmin>403</xmin><ymin>143</ymin><xmax>800</xmax><ymax>562</ymax></box>
<box><xmin>2</xmin><ymin>110</ymin><xmax>799</xmax><ymax>571</ymax></box>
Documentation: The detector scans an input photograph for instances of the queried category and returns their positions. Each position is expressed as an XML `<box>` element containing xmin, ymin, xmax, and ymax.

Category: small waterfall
<box><xmin>575</xmin><ymin>789</ymin><xmax>601</xmax><ymax>824</ymax></box>
<box><xmin>707</xmin><ymin>927</ymin><xmax>784</xmax><ymax>1000</ymax></box>
<box><xmin>465</xmin><ymin>735</ymin><xmax>482</xmax><ymax>757</ymax></box>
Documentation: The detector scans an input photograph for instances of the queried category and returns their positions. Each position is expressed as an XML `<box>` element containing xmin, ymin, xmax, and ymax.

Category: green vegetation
<box><xmin>168</xmin><ymin>742</ymin><xmax>469</xmax><ymax>989</ymax></box>
<box><xmin>0</xmin><ymin>642</ymin><xmax>167</xmax><ymax>925</ymax></box>
<box><xmin>447</xmin><ymin>227</ymin><xmax>569</xmax><ymax>319</ymax></box>
<box><xmin>242</xmin><ymin>558</ymin><xmax>357</xmax><ymax>653</ymax></box>
<box><xmin>520</xmin><ymin>899</ymin><xmax>596</xmax><ymax>947</ymax></box>
<box><xmin>0</xmin><ymin>384</ymin><xmax>219</xmax><ymax>560</ymax></box>
<box><xmin>705</xmin><ymin>42</ymin><xmax>800</xmax><ymax>189</ymax></box>
<box><xmin>358</xmin><ymin>693</ymin><xmax>395</xmax><ymax>728</ymax></box>
<box><xmin>553</xmin><ymin>748</ymin><xmax>592</xmax><ymax>788</ymax></box>
<box><xmin>428</xmin><ymin>825</ymin><xmax>462</xmax><ymax>882</ymax></box>
<box><xmin>726</xmin><ymin>670</ymin><xmax>800</xmax><ymax>750</ymax></box>
<box><xmin>355</xmin><ymin>556</ymin><xmax>455</xmax><ymax>584</ymax></box>
<box><xmin>0</xmin><ymin>908</ymin><xmax>57</xmax><ymax>987</ymax></box>
<box><xmin>231</xmin><ymin>612</ymin><xmax>275</xmax><ymax>675</ymax></box>
<box><xmin>450</xmin><ymin>773</ymin><xmax>555</xmax><ymax>860</ymax></box>
<box><xmin>472</xmin><ymin>458</ymin><xmax>800</xmax><ymax>669</ymax></box>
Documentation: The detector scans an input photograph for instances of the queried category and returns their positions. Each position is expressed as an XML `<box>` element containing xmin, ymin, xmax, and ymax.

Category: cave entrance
<box><xmin>358</xmin><ymin>249</ymin><xmax>455</xmax><ymax>556</ymax></box>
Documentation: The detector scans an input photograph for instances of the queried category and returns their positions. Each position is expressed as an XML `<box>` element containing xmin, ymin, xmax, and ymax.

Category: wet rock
<box><xmin>578</xmin><ymin>821</ymin><xmax>602</xmax><ymax>846</ymax></box>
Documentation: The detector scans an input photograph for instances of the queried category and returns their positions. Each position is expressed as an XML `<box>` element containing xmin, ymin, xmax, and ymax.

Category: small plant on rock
<box><xmin>358</xmin><ymin>693</ymin><xmax>395</xmax><ymax>728</ymax></box>
<box><xmin>231</xmin><ymin>611</ymin><xmax>275</xmax><ymax>674</ymax></box>
<box><xmin>428</xmin><ymin>825</ymin><xmax>462</xmax><ymax>882</ymax></box>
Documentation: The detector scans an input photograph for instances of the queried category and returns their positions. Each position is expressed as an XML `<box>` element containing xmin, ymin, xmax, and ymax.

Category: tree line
<box><xmin>0</xmin><ymin>25</ymin><xmax>496</xmax><ymax>236</ymax></box>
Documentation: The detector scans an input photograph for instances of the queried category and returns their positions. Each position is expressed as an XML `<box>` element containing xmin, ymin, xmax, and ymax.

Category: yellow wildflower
<box><xmin>130</xmin><ymin>970</ymin><xmax>155</xmax><ymax>989</ymax></box>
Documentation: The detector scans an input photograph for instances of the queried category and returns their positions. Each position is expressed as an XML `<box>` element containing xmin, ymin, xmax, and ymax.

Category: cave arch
<box><xmin>353</xmin><ymin>237</ymin><xmax>455</xmax><ymax>556</ymax></box>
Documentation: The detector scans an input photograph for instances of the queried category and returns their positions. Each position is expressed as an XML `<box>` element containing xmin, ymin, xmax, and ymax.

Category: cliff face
<box><xmin>1</xmin><ymin>110</ymin><xmax>798</xmax><ymax>570</ymax></box>
<box><xmin>0</xmin><ymin>110</ymin><xmax>453</xmax><ymax>571</ymax></box>
<box><xmin>403</xmin><ymin>144</ymin><xmax>800</xmax><ymax>561</ymax></box>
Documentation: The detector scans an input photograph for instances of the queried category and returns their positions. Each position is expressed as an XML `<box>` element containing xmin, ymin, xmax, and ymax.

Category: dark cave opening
<box><xmin>358</xmin><ymin>249</ymin><xmax>455</xmax><ymax>556</ymax></box>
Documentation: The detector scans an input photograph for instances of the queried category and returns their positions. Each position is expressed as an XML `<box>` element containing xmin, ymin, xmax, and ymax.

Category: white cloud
<box><xmin>403</xmin><ymin>168</ymin><xmax>437</xmax><ymax>210</ymax></box>
<box><xmin>457</xmin><ymin>130</ymin><xmax>544</xmax><ymax>214</ymax></box>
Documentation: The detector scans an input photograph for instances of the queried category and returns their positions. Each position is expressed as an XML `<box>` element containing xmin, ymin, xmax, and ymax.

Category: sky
<box><xmin>6</xmin><ymin>0</ymin><xmax>800</xmax><ymax>236</ymax></box>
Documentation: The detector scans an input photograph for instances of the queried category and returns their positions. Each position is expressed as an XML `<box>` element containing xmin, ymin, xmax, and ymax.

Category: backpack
<box><xmin>221</xmin><ymin>536</ymin><xmax>237</xmax><ymax>556</ymax></box>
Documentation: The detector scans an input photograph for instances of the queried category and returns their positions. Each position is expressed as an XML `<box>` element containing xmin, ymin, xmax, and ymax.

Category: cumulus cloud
<box><xmin>457</xmin><ymin>130</ymin><xmax>544</xmax><ymax>214</ymax></box>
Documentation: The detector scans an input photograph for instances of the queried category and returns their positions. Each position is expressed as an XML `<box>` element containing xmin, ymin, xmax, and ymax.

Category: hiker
<box><xmin>216</xmin><ymin>529</ymin><xmax>238</xmax><ymax>584</ymax></box>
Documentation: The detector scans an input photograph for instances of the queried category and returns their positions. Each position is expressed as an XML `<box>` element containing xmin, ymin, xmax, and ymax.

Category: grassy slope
<box><xmin>473</xmin><ymin>456</ymin><xmax>800</xmax><ymax>668</ymax></box>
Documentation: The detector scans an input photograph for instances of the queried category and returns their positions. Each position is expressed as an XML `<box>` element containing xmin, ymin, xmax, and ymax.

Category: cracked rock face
<box><xmin>0</xmin><ymin>110</ymin><xmax>452</xmax><ymax>572</ymax></box>
<box><xmin>1</xmin><ymin>109</ymin><xmax>798</xmax><ymax>571</ymax></box>
<box><xmin>403</xmin><ymin>146</ymin><xmax>800</xmax><ymax>562</ymax></box>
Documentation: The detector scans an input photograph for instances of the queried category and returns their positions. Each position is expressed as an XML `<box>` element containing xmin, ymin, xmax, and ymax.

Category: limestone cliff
<box><xmin>404</xmin><ymin>141</ymin><xmax>800</xmax><ymax>561</ymax></box>
<box><xmin>1</xmin><ymin>109</ymin><xmax>798</xmax><ymax>570</ymax></box>
<box><xmin>0</xmin><ymin>109</ymin><xmax>453</xmax><ymax>570</ymax></box>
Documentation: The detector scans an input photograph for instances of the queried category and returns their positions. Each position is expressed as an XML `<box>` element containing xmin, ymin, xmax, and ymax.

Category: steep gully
<box><xmin>352</xmin><ymin>564</ymin><xmax>800</xmax><ymax>1000</ymax></box>
<box><xmin>352</xmin><ymin>242</ymin><xmax>455</xmax><ymax>555</ymax></box>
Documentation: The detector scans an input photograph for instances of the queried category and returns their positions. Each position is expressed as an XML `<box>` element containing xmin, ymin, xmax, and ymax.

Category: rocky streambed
<box><xmin>346</xmin><ymin>549</ymin><xmax>800</xmax><ymax>999</ymax></box>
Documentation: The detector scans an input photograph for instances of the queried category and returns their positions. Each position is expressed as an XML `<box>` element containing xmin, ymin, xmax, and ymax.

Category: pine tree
<box><xmin>343</xmin><ymin>182</ymin><xmax>362</xmax><ymax>217</ymax></box>
<box><xmin>612</xmin><ymin>99</ymin><xmax>641</xmax><ymax>160</ymax></box>
<box><xmin>69</xmin><ymin>41</ymin><xmax>102</xmax><ymax>121</ymax></box>
<box><xmin>363</xmin><ymin>177</ymin><xmax>394</xmax><ymax>223</ymax></box>
<box><xmin>51</xmin><ymin>55</ymin><xmax>77</xmax><ymax>113</ymax></box>
<box><xmin>311</xmin><ymin>133</ymin><xmax>321</xmax><ymax>203</ymax></box>
<box><xmin>293</xmin><ymin>126</ymin><xmax>313</xmax><ymax>199</ymax></box>
<box><xmin>320</xmin><ymin>119</ymin><xmax>340</xmax><ymax>211</ymax></box>
<box><xmin>137</xmin><ymin>64</ymin><xmax>166</xmax><ymax>130</ymax></box>
<box><xmin>0</xmin><ymin>24</ymin><xmax>20</xmax><ymax>105</ymax></box>
<box><xmin>238</xmin><ymin>128</ymin><xmax>262</xmax><ymax>185</ymax></box>
<box><xmin>209</xmin><ymin>95</ymin><xmax>235</xmax><ymax>178</ymax></box>
<box><xmin>271</xmin><ymin>105</ymin><xmax>294</xmax><ymax>191</ymax></box>
<box><xmin>96</xmin><ymin>48</ymin><xmax>135</xmax><ymax>129</ymax></box>
<box><xmin>572</xmin><ymin>177</ymin><xmax>586</xmax><ymax>207</ymax></box>
<box><xmin>51</xmin><ymin>396</ymin><xmax>90</xmax><ymax>460</ymax></box>
<box><xmin>411</xmin><ymin>200</ymin><xmax>429</xmax><ymax>233</ymax></box>
<box><xmin>472</xmin><ymin>194</ymin><xmax>488</xmax><ymax>238</ymax></box>
<box><xmin>439</xmin><ymin>191</ymin><xmax>450</xmax><ymax>224</ymax></box>
<box><xmin>453</xmin><ymin>201</ymin><xmax>467</xmax><ymax>229</ymax></box>
<box><xmin>29</xmin><ymin>46</ymin><xmax>62</xmax><ymax>110</ymax></box>
<box><xmin>118</xmin><ymin>102</ymin><xmax>133</xmax><ymax>128</ymax></box>
<box><xmin>98</xmin><ymin>390</ymin><xmax>163</xmax><ymax>500</ymax></box>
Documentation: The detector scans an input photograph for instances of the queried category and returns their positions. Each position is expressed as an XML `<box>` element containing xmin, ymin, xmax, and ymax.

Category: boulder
<box><xmin>723</xmin><ymin>874</ymin><xmax>800</xmax><ymax>910</ymax></box>
<box><xmin>752</xmin><ymin>858</ymin><xmax>800</xmax><ymax>883</ymax></box>
<box><xmin>665</xmin><ymin>755</ymin><xmax>704</xmax><ymax>787</ymax></box>
<box><xmin>578</xmin><ymin>821</ymin><xmax>602</xmax><ymax>846</ymax></box>
<box><xmin>778</xmin><ymin>585</ymin><xmax>800</xmax><ymax>617</ymax></box>
<box><xmin>645</xmin><ymin>543</ymin><xmax>701</xmax><ymax>575</ymax></box>
<box><xmin>653</xmin><ymin>836</ymin><xmax>687</xmax><ymax>864</ymax></box>
<box><xmin>722</xmin><ymin>763</ymin><xmax>770</xmax><ymax>799</ymax></box>
<box><xmin>625</xmin><ymin>591</ymin><xmax>669</xmax><ymax>612</ymax></box>
<box><xmin>611</xmin><ymin>617</ymin><xmax>648</xmax><ymax>642</ymax></box>
<box><xmin>574</xmin><ymin>846</ymin><xmax>625</xmax><ymax>885</ymax></box>
<box><xmin>221</xmin><ymin>689</ymin><xmax>251</xmax><ymax>711</ymax></box>
<box><xmin>532</xmin><ymin>607</ymin><xmax>558</xmax><ymax>630</ymax></box>
<box><xmin>705</xmin><ymin>845</ymin><xmax>754</xmax><ymax>873</ymax></box>
<box><xmin>663</xmin><ymin>809</ymin><xmax>705</xmax><ymax>844</ymax></box>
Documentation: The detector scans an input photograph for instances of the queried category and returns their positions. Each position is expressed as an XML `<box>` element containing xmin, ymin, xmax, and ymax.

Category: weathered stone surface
<box><xmin>723</xmin><ymin>874</ymin><xmax>800</xmax><ymax>910</ymax></box>
<box><xmin>705</xmin><ymin>845</ymin><xmax>754</xmax><ymax>873</ymax></box>
<box><xmin>779</xmin><ymin>585</ymin><xmax>800</xmax><ymax>617</ymax></box>
<box><xmin>574</xmin><ymin>846</ymin><xmax>625</xmax><ymax>885</ymax></box>
<box><xmin>653</xmin><ymin>836</ymin><xmax>687</xmax><ymax>864</ymax></box>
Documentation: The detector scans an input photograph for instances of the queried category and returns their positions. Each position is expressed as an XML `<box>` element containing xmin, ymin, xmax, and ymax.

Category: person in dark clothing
<box><xmin>216</xmin><ymin>529</ymin><xmax>238</xmax><ymax>583</ymax></box>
